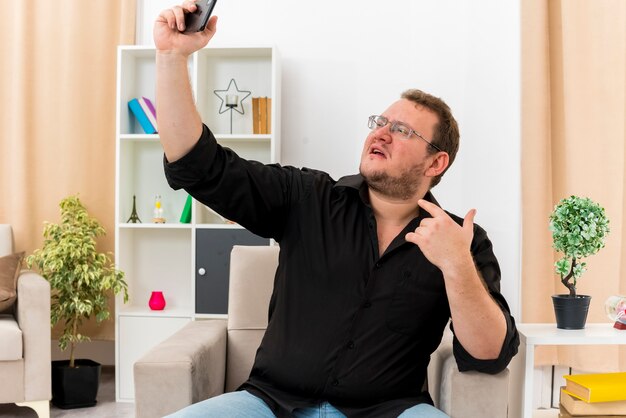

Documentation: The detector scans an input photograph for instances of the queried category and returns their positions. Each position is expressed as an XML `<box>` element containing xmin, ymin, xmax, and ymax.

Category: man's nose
<box><xmin>373</xmin><ymin>125</ymin><xmax>393</xmax><ymax>143</ymax></box>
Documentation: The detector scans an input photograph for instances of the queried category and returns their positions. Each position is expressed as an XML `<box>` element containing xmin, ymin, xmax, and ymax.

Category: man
<box><xmin>155</xmin><ymin>3</ymin><xmax>519</xmax><ymax>417</ymax></box>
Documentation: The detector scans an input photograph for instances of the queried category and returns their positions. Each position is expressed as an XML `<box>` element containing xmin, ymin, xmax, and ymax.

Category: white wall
<box><xmin>137</xmin><ymin>0</ymin><xmax>521</xmax><ymax>319</ymax></box>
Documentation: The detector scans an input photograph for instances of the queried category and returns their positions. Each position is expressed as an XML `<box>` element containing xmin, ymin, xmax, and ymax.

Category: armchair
<box><xmin>134</xmin><ymin>245</ymin><xmax>510</xmax><ymax>418</ymax></box>
<box><xmin>0</xmin><ymin>224</ymin><xmax>51</xmax><ymax>418</ymax></box>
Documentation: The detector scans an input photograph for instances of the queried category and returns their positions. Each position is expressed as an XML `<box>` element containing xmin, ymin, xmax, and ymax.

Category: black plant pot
<box><xmin>552</xmin><ymin>294</ymin><xmax>591</xmax><ymax>330</ymax></box>
<box><xmin>51</xmin><ymin>359</ymin><xmax>101</xmax><ymax>409</ymax></box>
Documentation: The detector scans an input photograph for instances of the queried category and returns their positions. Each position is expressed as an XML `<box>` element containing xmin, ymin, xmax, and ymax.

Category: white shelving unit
<box><xmin>114</xmin><ymin>45</ymin><xmax>280</xmax><ymax>402</ymax></box>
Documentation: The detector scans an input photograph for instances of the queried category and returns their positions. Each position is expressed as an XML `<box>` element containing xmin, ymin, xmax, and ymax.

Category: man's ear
<box><xmin>426</xmin><ymin>152</ymin><xmax>449</xmax><ymax>177</ymax></box>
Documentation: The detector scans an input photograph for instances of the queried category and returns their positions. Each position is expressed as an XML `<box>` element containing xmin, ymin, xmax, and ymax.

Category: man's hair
<box><xmin>401</xmin><ymin>89</ymin><xmax>460</xmax><ymax>188</ymax></box>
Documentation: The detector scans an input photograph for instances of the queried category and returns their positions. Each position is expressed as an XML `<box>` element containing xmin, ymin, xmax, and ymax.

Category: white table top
<box><xmin>517</xmin><ymin>323</ymin><xmax>626</xmax><ymax>345</ymax></box>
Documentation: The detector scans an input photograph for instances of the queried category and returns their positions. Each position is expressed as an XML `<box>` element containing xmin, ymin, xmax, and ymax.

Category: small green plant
<box><xmin>27</xmin><ymin>195</ymin><xmax>128</xmax><ymax>367</ymax></box>
<box><xmin>549</xmin><ymin>196</ymin><xmax>610</xmax><ymax>297</ymax></box>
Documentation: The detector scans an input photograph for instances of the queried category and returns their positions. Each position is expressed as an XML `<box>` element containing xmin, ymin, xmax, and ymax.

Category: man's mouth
<box><xmin>370</xmin><ymin>147</ymin><xmax>386</xmax><ymax>159</ymax></box>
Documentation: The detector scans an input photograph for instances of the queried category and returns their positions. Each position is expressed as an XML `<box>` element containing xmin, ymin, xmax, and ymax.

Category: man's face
<box><xmin>359</xmin><ymin>99</ymin><xmax>439</xmax><ymax>200</ymax></box>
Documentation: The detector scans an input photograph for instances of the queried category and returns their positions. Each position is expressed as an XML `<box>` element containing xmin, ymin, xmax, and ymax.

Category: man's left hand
<box><xmin>405</xmin><ymin>199</ymin><xmax>476</xmax><ymax>273</ymax></box>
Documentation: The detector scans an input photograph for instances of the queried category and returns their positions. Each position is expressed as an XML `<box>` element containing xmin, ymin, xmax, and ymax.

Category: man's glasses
<box><xmin>368</xmin><ymin>115</ymin><xmax>442</xmax><ymax>152</ymax></box>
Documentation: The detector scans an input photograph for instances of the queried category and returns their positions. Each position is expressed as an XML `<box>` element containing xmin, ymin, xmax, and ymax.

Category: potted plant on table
<box><xmin>549</xmin><ymin>195</ymin><xmax>610</xmax><ymax>329</ymax></box>
<box><xmin>26</xmin><ymin>195</ymin><xmax>128</xmax><ymax>409</ymax></box>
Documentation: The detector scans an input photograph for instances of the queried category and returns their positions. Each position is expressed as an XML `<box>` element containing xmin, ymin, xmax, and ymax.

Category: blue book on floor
<box><xmin>128</xmin><ymin>98</ymin><xmax>157</xmax><ymax>134</ymax></box>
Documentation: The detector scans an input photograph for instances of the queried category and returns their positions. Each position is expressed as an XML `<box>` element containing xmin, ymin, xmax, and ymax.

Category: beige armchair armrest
<box><xmin>428</xmin><ymin>331</ymin><xmax>510</xmax><ymax>418</ymax></box>
<box><xmin>15</xmin><ymin>271</ymin><xmax>51</xmax><ymax>402</ymax></box>
<box><xmin>134</xmin><ymin>319</ymin><xmax>227</xmax><ymax>418</ymax></box>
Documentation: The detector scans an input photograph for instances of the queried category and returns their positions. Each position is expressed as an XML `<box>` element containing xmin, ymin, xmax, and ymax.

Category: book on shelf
<box><xmin>267</xmin><ymin>97</ymin><xmax>272</xmax><ymax>134</ymax></box>
<box><xmin>560</xmin><ymin>387</ymin><xmax>626</xmax><ymax>416</ymax></box>
<box><xmin>560</xmin><ymin>404</ymin><xmax>626</xmax><ymax>417</ymax></box>
<box><xmin>128</xmin><ymin>98</ymin><xmax>157</xmax><ymax>134</ymax></box>
<box><xmin>259</xmin><ymin>96</ymin><xmax>267</xmax><ymax>134</ymax></box>
<box><xmin>252</xmin><ymin>97</ymin><xmax>260</xmax><ymax>134</ymax></box>
<box><xmin>563</xmin><ymin>372</ymin><xmax>626</xmax><ymax>403</ymax></box>
<box><xmin>179</xmin><ymin>195</ymin><xmax>192</xmax><ymax>224</ymax></box>
<box><xmin>138</xmin><ymin>96</ymin><xmax>158</xmax><ymax>132</ymax></box>
<box><xmin>560</xmin><ymin>406</ymin><xmax>626</xmax><ymax>417</ymax></box>
<box><xmin>251</xmin><ymin>97</ymin><xmax>271</xmax><ymax>134</ymax></box>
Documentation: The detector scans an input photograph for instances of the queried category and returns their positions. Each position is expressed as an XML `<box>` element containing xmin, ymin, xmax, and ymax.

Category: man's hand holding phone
<box><xmin>154</xmin><ymin>0</ymin><xmax>218</xmax><ymax>56</ymax></box>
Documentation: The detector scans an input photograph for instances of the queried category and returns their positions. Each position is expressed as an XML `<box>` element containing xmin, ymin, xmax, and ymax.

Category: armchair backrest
<box><xmin>0</xmin><ymin>224</ymin><xmax>13</xmax><ymax>256</ymax></box>
<box><xmin>225</xmin><ymin>245</ymin><xmax>279</xmax><ymax>392</ymax></box>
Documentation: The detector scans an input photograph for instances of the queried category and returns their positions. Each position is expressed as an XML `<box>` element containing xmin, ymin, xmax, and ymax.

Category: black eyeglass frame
<box><xmin>368</xmin><ymin>115</ymin><xmax>442</xmax><ymax>152</ymax></box>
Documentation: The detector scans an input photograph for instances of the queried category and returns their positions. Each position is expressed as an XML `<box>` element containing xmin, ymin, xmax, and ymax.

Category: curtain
<box><xmin>0</xmin><ymin>0</ymin><xmax>136</xmax><ymax>340</ymax></box>
<box><xmin>522</xmin><ymin>0</ymin><xmax>626</xmax><ymax>370</ymax></box>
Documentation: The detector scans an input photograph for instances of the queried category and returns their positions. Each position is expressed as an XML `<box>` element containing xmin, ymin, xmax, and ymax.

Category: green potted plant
<box><xmin>549</xmin><ymin>195</ymin><xmax>610</xmax><ymax>329</ymax></box>
<box><xmin>26</xmin><ymin>195</ymin><xmax>128</xmax><ymax>409</ymax></box>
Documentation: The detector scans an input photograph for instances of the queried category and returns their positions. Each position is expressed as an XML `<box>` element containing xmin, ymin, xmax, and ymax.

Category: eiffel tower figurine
<box><xmin>127</xmin><ymin>195</ymin><xmax>142</xmax><ymax>223</ymax></box>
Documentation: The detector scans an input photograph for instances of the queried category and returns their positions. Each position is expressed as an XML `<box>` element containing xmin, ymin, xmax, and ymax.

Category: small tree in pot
<box><xmin>27</xmin><ymin>195</ymin><xmax>128</xmax><ymax>408</ymax></box>
<box><xmin>549</xmin><ymin>195</ymin><xmax>610</xmax><ymax>329</ymax></box>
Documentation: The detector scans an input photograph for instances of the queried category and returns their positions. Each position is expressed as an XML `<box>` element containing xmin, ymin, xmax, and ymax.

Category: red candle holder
<box><xmin>148</xmin><ymin>291</ymin><xmax>166</xmax><ymax>310</ymax></box>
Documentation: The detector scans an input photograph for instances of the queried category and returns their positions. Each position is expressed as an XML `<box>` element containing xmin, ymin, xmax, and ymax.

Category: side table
<box><xmin>516</xmin><ymin>323</ymin><xmax>626</xmax><ymax>418</ymax></box>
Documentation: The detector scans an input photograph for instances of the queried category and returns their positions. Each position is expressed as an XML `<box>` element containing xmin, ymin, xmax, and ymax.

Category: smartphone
<box><xmin>183</xmin><ymin>0</ymin><xmax>217</xmax><ymax>33</ymax></box>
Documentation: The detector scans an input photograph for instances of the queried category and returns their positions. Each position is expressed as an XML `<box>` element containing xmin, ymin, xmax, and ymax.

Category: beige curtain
<box><xmin>522</xmin><ymin>0</ymin><xmax>626</xmax><ymax>370</ymax></box>
<box><xmin>0</xmin><ymin>0</ymin><xmax>136</xmax><ymax>340</ymax></box>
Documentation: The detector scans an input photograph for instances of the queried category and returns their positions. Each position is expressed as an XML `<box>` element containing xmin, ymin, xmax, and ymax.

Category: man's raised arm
<box><xmin>154</xmin><ymin>1</ymin><xmax>218</xmax><ymax>162</ymax></box>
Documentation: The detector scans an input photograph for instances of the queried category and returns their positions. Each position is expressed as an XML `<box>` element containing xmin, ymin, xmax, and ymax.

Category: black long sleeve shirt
<box><xmin>164</xmin><ymin>125</ymin><xmax>519</xmax><ymax>418</ymax></box>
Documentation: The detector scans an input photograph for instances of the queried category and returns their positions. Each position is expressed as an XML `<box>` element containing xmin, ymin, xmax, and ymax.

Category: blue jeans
<box><xmin>165</xmin><ymin>390</ymin><xmax>450</xmax><ymax>418</ymax></box>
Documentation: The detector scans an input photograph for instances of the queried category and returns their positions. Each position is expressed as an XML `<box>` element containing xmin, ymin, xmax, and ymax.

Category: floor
<box><xmin>0</xmin><ymin>367</ymin><xmax>134</xmax><ymax>418</ymax></box>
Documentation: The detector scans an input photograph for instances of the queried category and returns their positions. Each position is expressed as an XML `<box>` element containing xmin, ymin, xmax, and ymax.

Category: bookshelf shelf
<box><xmin>115</xmin><ymin>45</ymin><xmax>280</xmax><ymax>402</ymax></box>
<box><xmin>194</xmin><ymin>313</ymin><xmax>229</xmax><ymax>320</ymax></box>
<box><xmin>195</xmin><ymin>223</ymin><xmax>244</xmax><ymax>229</ymax></box>
<box><xmin>118</xmin><ymin>307</ymin><xmax>193</xmax><ymax>318</ymax></box>
<box><xmin>118</xmin><ymin>223</ymin><xmax>192</xmax><ymax>229</ymax></box>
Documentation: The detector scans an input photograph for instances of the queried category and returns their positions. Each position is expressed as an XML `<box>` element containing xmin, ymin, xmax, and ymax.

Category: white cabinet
<box><xmin>114</xmin><ymin>45</ymin><xmax>280</xmax><ymax>401</ymax></box>
<box><xmin>118</xmin><ymin>315</ymin><xmax>191</xmax><ymax>400</ymax></box>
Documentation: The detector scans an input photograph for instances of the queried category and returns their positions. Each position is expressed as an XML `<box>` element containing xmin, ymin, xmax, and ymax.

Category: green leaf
<box><xmin>555</xmin><ymin>258</ymin><xmax>570</xmax><ymax>276</ymax></box>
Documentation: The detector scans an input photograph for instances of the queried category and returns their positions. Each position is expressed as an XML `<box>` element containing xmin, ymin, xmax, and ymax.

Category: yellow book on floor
<box><xmin>560</xmin><ymin>387</ymin><xmax>626</xmax><ymax>415</ymax></box>
<box><xmin>560</xmin><ymin>403</ymin><xmax>626</xmax><ymax>417</ymax></box>
<box><xmin>563</xmin><ymin>372</ymin><xmax>626</xmax><ymax>403</ymax></box>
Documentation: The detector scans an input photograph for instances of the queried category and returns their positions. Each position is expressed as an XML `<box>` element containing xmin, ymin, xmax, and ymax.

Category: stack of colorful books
<box><xmin>128</xmin><ymin>96</ymin><xmax>158</xmax><ymax>134</ymax></box>
<box><xmin>559</xmin><ymin>372</ymin><xmax>626</xmax><ymax>417</ymax></box>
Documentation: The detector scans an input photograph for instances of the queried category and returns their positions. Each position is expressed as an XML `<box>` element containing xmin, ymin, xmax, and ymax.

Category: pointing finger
<box><xmin>418</xmin><ymin>199</ymin><xmax>446</xmax><ymax>218</ymax></box>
